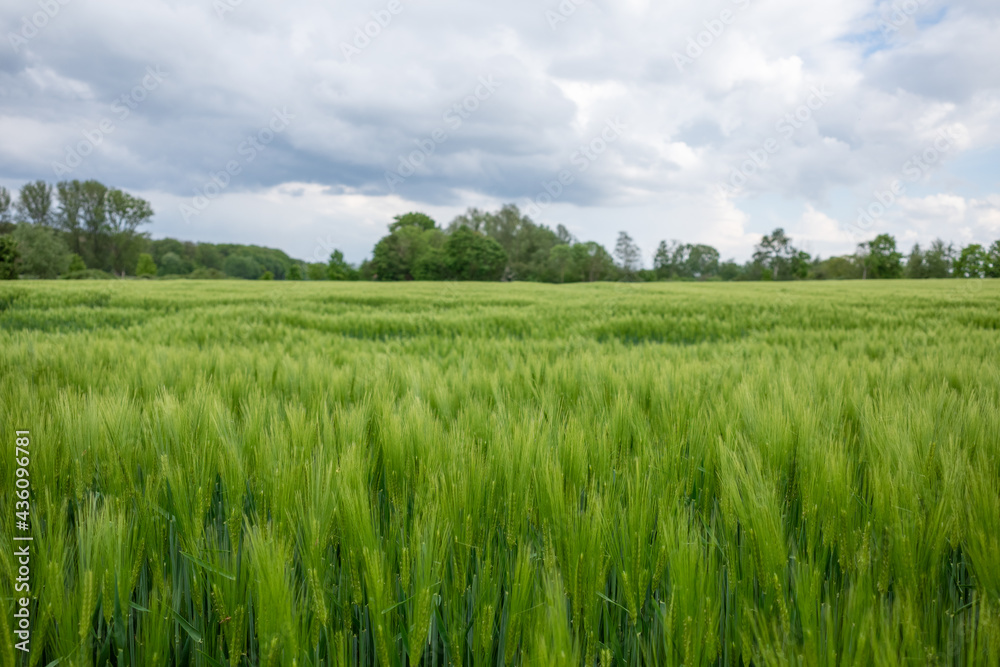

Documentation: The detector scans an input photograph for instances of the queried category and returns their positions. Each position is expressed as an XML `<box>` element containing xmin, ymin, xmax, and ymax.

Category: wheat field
<box><xmin>1</xmin><ymin>280</ymin><xmax>999</xmax><ymax>666</ymax></box>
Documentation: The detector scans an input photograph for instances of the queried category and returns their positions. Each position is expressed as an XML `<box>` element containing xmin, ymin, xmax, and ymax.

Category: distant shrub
<box><xmin>259</xmin><ymin>270</ymin><xmax>274</xmax><ymax>280</ymax></box>
<box><xmin>189</xmin><ymin>268</ymin><xmax>228</xmax><ymax>280</ymax></box>
<box><xmin>136</xmin><ymin>253</ymin><xmax>157</xmax><ymax>277</ymax></box>
<box><xmin>12</xmin><ymin>223</ymin><xmax>69</xmax><ymax>278</ymax></box>
<box><xmin>0</xmin><ymin>236</ymin><xmax>21</xmax><ymax>280</ymax></box>
<box><xmin>60</xmin><ymin>269</ymin><xmax>115</xmax><ymax>280</ymax></box>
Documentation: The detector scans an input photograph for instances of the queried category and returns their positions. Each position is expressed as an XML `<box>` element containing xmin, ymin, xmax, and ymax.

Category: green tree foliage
<box><xmin>0</xmin><ymin>235</ymin><xmax>20</xmax><ymax>279</ymax></box>
<box><xmin>791</xmin><ymin>252</ymin><xmax>812</xmax><ymax>280</ymax></box>
<box><xmin>858</xmin><ymin>234</ymin><xmax>903</xmax><ymax>279</ymax></box>
<box><xmin>136</xmin><ymin>253</ymin><xmax>157</xmax><ymax>277</ymax></box>
<box><xmin>0</xmin><ymin>186</ymin><xmax>13</xmax><ymax>234</ymax></box>
<box><xmin>556</xmin><ymin>223</ymin><xmax>574</xmax><ymax>245</ymax></box>
<box><xmin>571</xmin><ymin>241</ymin><xmax>616</xmax><ymax>282</ymax></box>
<box><xmin>55</xmin><ymin>180</ymin><xmax>86</xmax><ymax>256</ymax></box>
<box><xmin>412</xmin><ymin>245</ymin><xmax>448</xmax><ymax>280</ymax></box>
<box><xmin>196</xmin><ymin>243</ymin><xmax>223</xmax><ymax>270</ymax></box>
<box><xmin>685</xmin><ymin>245</ymin><xmax>720</xmax><ymax>279</ymax></box>
<box><xmin>653</xmin><ymin>241</ymin><xmax>679</xmax><ymax>279</ymax></box>
<box><xmin>222</xmin><ymin>254</ymin><xmax>262</xmax><ymax>279</ymax></box>
<box><xmin>811</xmin><ymin>255</ymin><xmax>862</xmax><ymax>280</ymax></box>
<box><xmin>150</xmin><ymin>239</ymin><xmax>195</xmax><ymax>274</ymax></box>
<box><xmin>986</xmin><ymin>241</ymin><xmax>1000</xmax><ymax>278</ymax></box>
<box><xmin>752</xmin><ymin>229</ymin><xmax>810</xmax><ymax>280</ymax></box>
<box><xmin>549</xmin><ymin>243</ymin><xmax>573</xmax><ymax>283</ymax></box>
<box><xmin>16</xmin><ymin>180</ymin><xmax>54</xmax><ymax>226</ymax></box>
<box><xmin>159</xmin><ymin>252</ymin><xmax>189</xmax><ymax>276</ymax></box>
<box><xmin>719</xmin><ymin>260</ymin><xmax>744</xmax><ymax>281</ymax></box>
<box><xmin>373</xmin><ymin>215</ymin><xmax>446</xmax><ymax>280</ymax></box>
<box><xmin>923</xmin><ymin>239</ymin><xmax>954</xmax><ymax>278</ymax></box>
<box><xmin>106</xmin><ymin>189</ymin><xmax>153</xmax><ymax>275</ymax></box>
<box><xmin>654</xmin><ymin>241</ymin><xmax>721</xmax><ymax>280</ymax></box>
<box><xmin>212</xmin><ymin>244</ymin><xmax>292</xmax><ymax>279</ymax></box>
<box><xmin>306</xmin><ymin>263</ymin><xmax>328</xmax><ymax>281</ymax></box>
<box><xmin>328</xmin><ymin>250</ymin><xmax>359</xmax><ymax>281</ymax></box>
<box><xmin>5</xmin><ymin>185</ymin><xmax>996</xmax><ymax>285</ymax></box>
<box><xmin>448</xmin><ymin>205</ymin><xmax>561</xmax><ymax>281</ymax></box>
<box><xmin>905</xmin><ymin>244</ymin><xmax>927</xmax><ymax>279</ymax></box>
<box><xmin>614</xmin><ymin>231</ymin><xmax>642</xmax><ymax>278</ymax></box>
<box><xmin>189</xmin><ymin>267</ymin><xmax>228</xmax><ymax>279</ymax></box>
<box><xmin>389</xmin><ymin>212</ymin><xmax>437</xmax><ymax>232</ymax></box>
<box><xmin>444</xmin><ymin>226</ymin><xmax>508</xmax><ymax>280</ymax></box>
<box><xmin>954</xmin><ymin>244</ymin><xmax>988</xmax><ymax>278</ymax></box>
<box><xmin>80</xmin><ymin>180</ymin><xmax>110</xmax><ymax>269</ymax></box>
<box><xmin>260</xmin><ymin>270</ymin><xmax>274</xmax><ymax>280</ymax></box>
<box><xmin>150</xmin><ymin>239</ymin><xmax>299</xmax><ymax>280</ymax></box>
<box><xmin>50</xmin><ymin>180</ymin><xmax>154</xmax><ymax>274</ymax></box>
<box><xmin>11</xmin><ymin>223</ymin><xmax>70</xmax><ymax>278</ymax></box>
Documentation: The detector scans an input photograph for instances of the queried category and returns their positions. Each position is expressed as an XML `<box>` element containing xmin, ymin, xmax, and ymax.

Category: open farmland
<box><xmin>2</xmin><ymin>280</ymin><xmax>1000</xmax><ymax>666</ymax></box>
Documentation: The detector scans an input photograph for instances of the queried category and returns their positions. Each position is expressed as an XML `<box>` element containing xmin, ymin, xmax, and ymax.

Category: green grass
<box><xmin>1</xmin><ymin>279</ymin><xmax>999</xmax><ymax>666</ymax></box>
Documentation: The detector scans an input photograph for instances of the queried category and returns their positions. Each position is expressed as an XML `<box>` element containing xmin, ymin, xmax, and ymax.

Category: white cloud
<box><xmin>0</xmin><ymin>0</ymin><xmax>998</xmax><ymax>261</ymax></box>
<box><xmin>969</xmin><ymin>195</ymin><xmax>1000</xmax><ymax>236</ymax></box>
<box><xmin>900</xmin><ymin>193</ymin><xmax>968</xmax><ymax>229</ymax></box>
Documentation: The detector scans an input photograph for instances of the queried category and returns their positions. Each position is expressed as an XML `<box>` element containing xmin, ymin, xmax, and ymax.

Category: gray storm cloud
<box><xmin>1</xmin><ymin>0</ymin><xmax>998</xmax><ymax>261</ymax></box>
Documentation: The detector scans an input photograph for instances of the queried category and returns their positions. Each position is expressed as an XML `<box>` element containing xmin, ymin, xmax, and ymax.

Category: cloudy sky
<box><xmin>2</xmin><ymin>0</ymin><xmax>998</xmax><ymax>265</ymax></box>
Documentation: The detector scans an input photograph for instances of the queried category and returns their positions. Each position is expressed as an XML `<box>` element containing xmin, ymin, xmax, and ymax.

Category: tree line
<box><xmin>0</xmin><ymin>180</ymin><xmax>300</xmax><ymax>281</ymax></box>
<box><xmin>2</xmin><ymin>180</ymin><xmax>999</xmax><ymax>281</ymax></box>
<box><xmin>326</xmin><ymin>206</ymin><xmax>1000</xmax><ymax>283</ymax></box>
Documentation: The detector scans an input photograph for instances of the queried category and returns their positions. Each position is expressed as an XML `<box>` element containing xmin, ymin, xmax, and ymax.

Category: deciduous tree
<box><xmin>0</xmin><ymin>236</ymin><xmax>20</xmax><ymax>279</ymax></box>
<box><xmin>753</xmin><ymin>228</ymin><xmax>808</xmax><ymax>281</ymax></box>
<box><xmin>858</xmin><ymin>234</ymin><xmax>902</xmax><ymax>279</ymax></box>
<box><xmin>0</xmin><ymin>187</ymin><xmax>12</xmax><ymax>230</ymax></box>
<box><xmin>328</xmin><ymin>250</ymin><xmax>358</xmax><ymax>280</ymax></box>
<box><xmin>444</xmin><ymin>226</ymin><xmax>507</xmax><ymax>281</ymax></box>
<box><xmin>986</xmin><ymin>241</ymin><xmax>1000</xmax><ymax>278</ymax></box>
<box><xmin>614</xmin><ymin>231</ymin><xmax>641</xmax><ymax>278</ymax></box>
<box><xmin>106</xmin><ymin>188</ymin><xmax>153</xmax><ymax>275</ymax></box>
<box><xmin>924</xmin><ymin>239</ymin><xmax>954</xmax><ymax>278</ymax></box>
<box><xmin>954</xmin><ymin>243</ymin><xmax>988</xmax><ymax>278</ymax></box>
<box><xmin>16</xmin><ymin>180</ymin><xmax>53</xmax><ymax>226</ymax></box>
<box><xmin>136</xmin><ymin>253</ymin><xmax>157</xmax><ymax>277</ymax></box>
<box><xmin>12</xmin><ymin>223</ymin><xmax>69</xmax><ymax>278</ymax></box>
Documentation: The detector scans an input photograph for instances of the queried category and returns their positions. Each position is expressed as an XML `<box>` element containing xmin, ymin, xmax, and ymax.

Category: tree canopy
<box><xmin>1</xmin><ymin>181</ymin><xmax>997</xmax><ymax>285</ymax></box>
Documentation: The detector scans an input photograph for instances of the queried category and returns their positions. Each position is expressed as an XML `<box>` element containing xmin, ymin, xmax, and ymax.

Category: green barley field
<box><xmin>2</xmin><ymin>280</ymin><xmax>1000</xmax><ymax>667</ymax></box>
